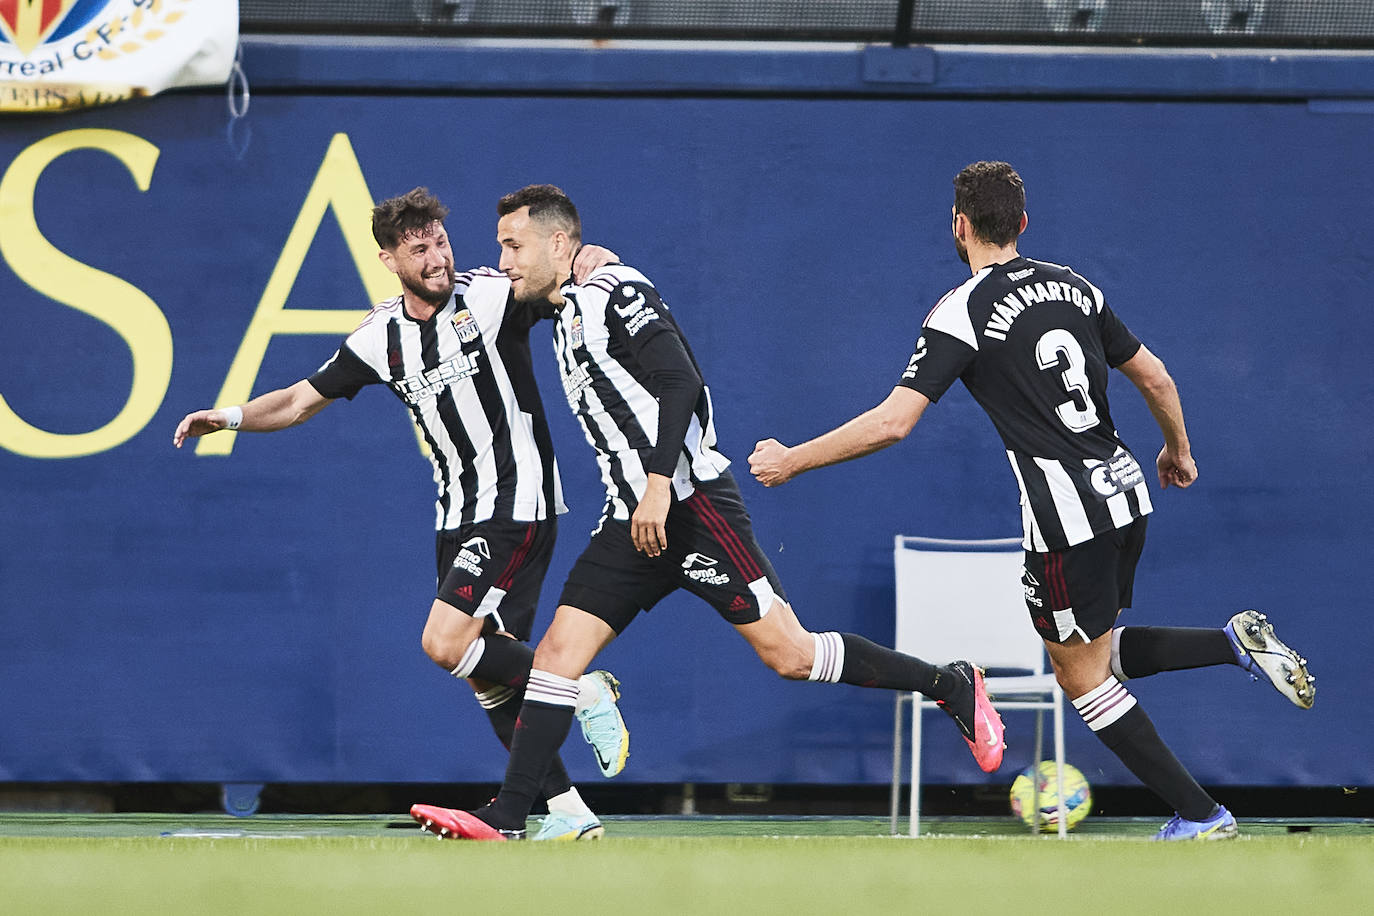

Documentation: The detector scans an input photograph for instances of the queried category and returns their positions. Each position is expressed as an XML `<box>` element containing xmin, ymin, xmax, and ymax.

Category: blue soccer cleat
<box><xmin>578</xmin><ymin>670</ymin><xmax>630</xmax><ymax>778</ymax></box>
<box><xmin>1154</xmin><ymin>805</ymin><xmax>1238</xmax><ymax>841</ymax></box>
<box><xmin>533</xmin><ymin>810</ymin><xmax>605</xmax><ymax>841</ymax></box>
<box><xmin>1224</xmin><ymin>610</ymin><xmax>1315</xmax><ymax>709</ymax></box>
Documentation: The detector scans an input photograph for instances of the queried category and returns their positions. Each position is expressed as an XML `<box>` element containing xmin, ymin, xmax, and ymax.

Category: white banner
<box><xmin>0</xmin><ymin>0</ymin><xmax>237</xmax><ymax>113</ymax></box>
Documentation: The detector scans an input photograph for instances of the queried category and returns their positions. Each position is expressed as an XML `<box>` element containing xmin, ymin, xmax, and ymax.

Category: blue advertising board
<box><xmin>1</xmin><ymin>44</ymin><xmax>1370</xmax><ymax>788</ymax></box>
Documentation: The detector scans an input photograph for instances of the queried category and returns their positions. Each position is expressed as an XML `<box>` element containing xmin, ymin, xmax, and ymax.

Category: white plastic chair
<box><xmin>889</xmin><ymin>535</ymin><xmax>1068</xmax><ymax>837</ymax></box>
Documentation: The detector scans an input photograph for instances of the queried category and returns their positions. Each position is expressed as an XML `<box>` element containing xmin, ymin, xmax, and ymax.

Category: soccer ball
<box><xmin>1009</xmin><ymin>761</ymin><xmax>1092</xmax><ymax>832</ymax></box>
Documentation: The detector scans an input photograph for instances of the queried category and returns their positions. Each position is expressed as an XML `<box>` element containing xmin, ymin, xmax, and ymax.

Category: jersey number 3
<box><xmin>1035</xmin><ymin>329</ymin><xmax>1100</xmax><ymax>433</ymax></box>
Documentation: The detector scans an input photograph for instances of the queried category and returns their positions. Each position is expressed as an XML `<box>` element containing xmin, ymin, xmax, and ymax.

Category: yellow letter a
<box><xmin>198</xmin><ymin>133</ymin><xmax>396</xmax><ymax>455</ymax></box>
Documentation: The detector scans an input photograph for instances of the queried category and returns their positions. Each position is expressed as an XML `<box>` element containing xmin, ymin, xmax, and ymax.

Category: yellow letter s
<box><xmin>0</xmin><ymin>129</ymin><xmax>172</xmax><ymax>458</ymax></box>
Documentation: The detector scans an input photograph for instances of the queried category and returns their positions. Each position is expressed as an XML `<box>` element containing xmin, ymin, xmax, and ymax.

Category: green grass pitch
<box><xmin>2</xmin><ymin>814</ymin><xmax>1371</xmax><ymax>915</ymax></box>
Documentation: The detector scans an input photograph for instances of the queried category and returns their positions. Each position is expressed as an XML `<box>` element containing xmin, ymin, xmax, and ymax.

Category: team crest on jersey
<box><xmin>0</xmin><ymin>0</ymin><xmax>91</xmax><ymax>58</ymax></box>
<box><xmin>451</xmin><ymin>309</ymin><xmax>479</xmax><ymax>343</ymax></box>
<box><xmin>570</xmin><ymin>314</ymin><xmax>585</xmax><ymax>349</ymax></box>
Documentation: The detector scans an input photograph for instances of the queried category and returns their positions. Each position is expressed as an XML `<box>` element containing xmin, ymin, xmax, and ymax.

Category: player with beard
<box><xmin>407</xmin><ymin>183</ymin><xmax>1005</xmax><ymax>842</ymax></box>
<box><xmin>749</xmin><ymin>161</ymin><xmax>1315</xmax><ymax>840</ymax></box>
<box><xmin>174</xmin><ymin>187</ymin><xmax>630</xmax><ymax>841</ymax></box>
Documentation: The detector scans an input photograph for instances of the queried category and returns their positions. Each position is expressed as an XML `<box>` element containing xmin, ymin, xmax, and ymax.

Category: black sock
<box><xmin>468</xmin><ymin>635</ymin><xmax>536</xmax><ymax>689</ymax></box>
<box><xmin>1074</xmin><ymin>678</ymin><xmax>1216</xmax><ymax>820</ymax></box>
<box><xmin>827</xmin><ymin>633</ymin><xmax>946</xmax><ymax>699</ymax></box>
<box><xmin>1115</xmin><ymin>626</ymin><xmax>1235</xmax><ymax>679</ymax></box>
<box><xmin>486</xmin><ymin>670</ymin><xmax>578</xmax><ymax>828</ymax></box>
<box><xmin>480</xmin><ymin>688</ymin><xmax>572</xmax><ymax>802</ymax></box>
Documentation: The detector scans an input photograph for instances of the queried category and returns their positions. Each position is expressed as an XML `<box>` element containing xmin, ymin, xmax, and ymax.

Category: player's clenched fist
<box><xmin>749</xmin><ymin>438</ymin><xmax>793</xmax><ymax>488</ymax></box>
<box><xmin>1156</xmin><ymin>446</ymin><xmax>1198</xmax><ymax>490</ymax></box>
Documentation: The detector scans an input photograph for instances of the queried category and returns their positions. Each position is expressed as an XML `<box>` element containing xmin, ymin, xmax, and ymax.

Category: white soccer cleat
<box><xmin>1224</xmin><ymin>610</ymin><xmax>1315</xmax><ymax>709</ymax></box>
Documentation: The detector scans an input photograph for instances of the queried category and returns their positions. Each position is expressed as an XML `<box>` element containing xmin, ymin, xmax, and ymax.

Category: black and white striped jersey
<box><xmin>308</xmin><ymin>268</ymin><xmax>565</xmax><ymax>530</ymax></box>
<box><xmin>551</xmin><ymin>264</ymin><xmax>730</xmax><ymax>521</ymax></box>
<box><xmin>898</xmin><ymin>256</ymin><xmax>1151</xmax><ymax>551</ymax></box>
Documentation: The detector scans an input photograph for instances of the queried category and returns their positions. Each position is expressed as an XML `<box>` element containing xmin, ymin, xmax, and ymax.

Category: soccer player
<box><xmin>748</xmin><ymin>161</ymin><xmax>1315</xmax><ymax>841</ymax></box>
<box><xmin>409</xmin><ymin>184</ymin><xmax>1005</xmax><ymax>842</ymax></box>
<box><xmin>173</xmin><ymin>188</ymin><xmax>630</xmax><ymax>841</ymax></box>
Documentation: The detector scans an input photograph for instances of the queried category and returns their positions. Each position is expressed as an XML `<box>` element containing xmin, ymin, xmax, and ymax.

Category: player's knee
<box><xmin>531</xmin><ymin>639</ymin><xmax>577</xmax><ymax>675</ymax></box>
<box><xmin>742</xmin><ymin>609</ymin><xmax>815</xmax><ymax>679</ymax></box>
<box><xmin>760</xmin><ymin>644</ymin><xmax>813</xmax><ymax>680</ymax></box>
<box><xmin>420</xmin><ymin>628</ymin><xmax>469</xmax><ymax>671</ymax></box>
<box><xmin>1052</xmin><ymin>663</ymin><xmax>1112</xmax><ymax>700</ymax></box>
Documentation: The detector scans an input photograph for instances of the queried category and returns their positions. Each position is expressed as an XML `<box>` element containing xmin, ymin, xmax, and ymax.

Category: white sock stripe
<box><xmin>1110</xmin><ymin>627</ymin><xmax>1129</xmax><ymax>682</ymax></box>
<box><xmin>807</xmin><ymin>634</ymin><xmax>822</xmax><ymax>681</ymax></box>
<box><xmin>807</xmin><ymin>633</ymin><xmax>828</xmax><ymax>682</ymax></box>
<box><xmin>449</xmin><ymin>638</ymin><xmax>486</xmax><ymax>680</ymax></box>
<box><xmin>1072</xmin><ymin>676</ymin><xmax>1117</xmax><ymax>707</ymax></box>
<box><xmin>808</xmin><ymin>632</ymin><xmax>844</xmax><ymax>683</ymax></box>
<box><xmin>1072</xmin><ymin>676</ymin><xmax>1137</xmax><ymax>731</ymax></box>
<box><xmin>1074</xmin><ymin>681</ymin><xmax>1126</xmax><ymax>719</ymax></box>
<box><xmin>529</xmin><ymin>669</ymin><xmax>580</xmax><ymax>691</ymax></box>
<box><xmin>475</xmin><ymin>685</ymin><xmax>517</xmax><ymax>709</ymax></box>
<box><xmin>1079</xmin><ymin>689</ymin><xmax>1131</xmax><ymax>725</ymax></box>
<box><xmin>526</xmin><ymin>669</ymin><xmax>580</xmax><ymax>707</ymax></box>
<box><xmin>1091</xmin><ymin>692</ymin><xmax>1137</xmax><ymax>730</ymax></box>
<box><xmin>828</xmin><ymin>632</ymin><xmax>845</xmax><ymax>683</ymax></box>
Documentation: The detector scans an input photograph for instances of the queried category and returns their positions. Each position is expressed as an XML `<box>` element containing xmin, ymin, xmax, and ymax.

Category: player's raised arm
<box><xmin>172</xmin><ymin>379</ymin><xmax>332</xmax><ymax>448</ymax></box>
<box><xmin>1115</xmin><ymin>344</ymin><xmax>1196</xmax><ymax>489</ymax></box>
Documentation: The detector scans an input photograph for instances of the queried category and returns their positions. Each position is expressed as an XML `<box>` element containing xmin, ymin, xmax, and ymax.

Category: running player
<box><xmin>409</xmin><ymin>183</ymin><xmax>1005</xmax><ymax>842</ymax></box>
<box><xmin>748</xmin><ymin>161</ymin><xmax>1315</xmax><ymax>841</ymax></box>
<box><xmin>173</xmin><ymin>188</ymin><xmax>629</xmax><ymax>841</ymax></box>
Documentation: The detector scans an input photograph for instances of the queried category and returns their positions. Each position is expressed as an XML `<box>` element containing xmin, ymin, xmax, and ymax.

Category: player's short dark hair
<box><xmin>497</xmin><ymin>184</ymin><xmax>582</xmax><ymax>243</ymax></box>
<box><xmin>953</xmin><ymin>161</ymin><xmax>1025</xmax><ymax>246</ymax></box>
<box><xmin>372</xmin><ymin>187</ymin><xmax>450</xmax><ymax>250</ymax></box>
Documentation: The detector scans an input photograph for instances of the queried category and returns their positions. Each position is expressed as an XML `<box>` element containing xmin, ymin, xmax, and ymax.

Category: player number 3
<box><xmin>1035</xmin><ymin>329</ymin><xmax>1100</xmax><ymax>433</ymax></box>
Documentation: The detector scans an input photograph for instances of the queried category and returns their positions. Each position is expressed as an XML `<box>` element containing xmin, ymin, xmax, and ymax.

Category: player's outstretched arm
<box><xmin>749</xmin><ymin>387</ymin><xmax>930</xmax><ymax>487</ymax></box>
<box><xmin>1117</xmin><ymin>345</ymin><xmax>1196</xmax><ymax>489</ymax></box>
<box><xmin>173</xmin><ymin>379</ymin><xmax>332</xmax><ymax>448</ymax></box>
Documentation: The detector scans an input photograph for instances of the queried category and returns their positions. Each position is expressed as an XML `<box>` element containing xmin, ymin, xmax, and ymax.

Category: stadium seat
<box><xmin>889</xmin><ymin>535</ymin><xmax>1069</xmax><ymax>837</ymax></box>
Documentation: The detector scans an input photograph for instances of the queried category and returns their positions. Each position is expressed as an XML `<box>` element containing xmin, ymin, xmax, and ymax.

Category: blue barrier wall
<box><xmin>2</xmin><ymin>40</ymin><xmax>1370</xmax><ymax>788</ymax></box>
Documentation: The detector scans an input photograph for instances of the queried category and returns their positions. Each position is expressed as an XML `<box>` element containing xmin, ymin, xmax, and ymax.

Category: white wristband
<box><xmin>221</xmin><ymin>405</ymin><xmax>243</xmax><ymax>430</ymax></box>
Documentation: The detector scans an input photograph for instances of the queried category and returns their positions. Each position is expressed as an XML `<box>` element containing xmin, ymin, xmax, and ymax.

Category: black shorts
<box><xmin>1022</xmin><ymin>517</ymin><xmax>1148</xmax><ymax>644</ymax></box>
<box><xmin>435</xmin><ymin>518</ymin><xmax>556</xmax><ymax>641</ymax></box>
<box><xmin>558</xmin><ymin>473</ymin><xmax>787</xmax><ymax>634</ymax></box>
